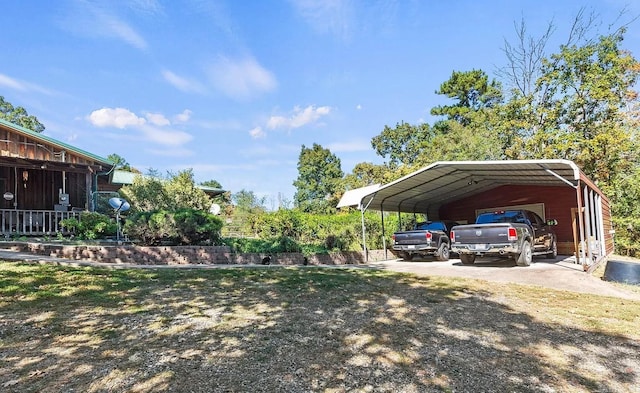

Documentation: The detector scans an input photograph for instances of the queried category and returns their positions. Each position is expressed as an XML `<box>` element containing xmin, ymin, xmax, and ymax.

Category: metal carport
<box><xmin>347</xmin><ymin>160</ymin><xmax>613</xmax><ymax>268</ymax></box>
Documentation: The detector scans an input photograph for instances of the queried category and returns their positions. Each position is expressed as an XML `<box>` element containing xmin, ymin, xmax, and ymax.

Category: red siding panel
<box><xmin>439</xmin><ymin>185</ymin><xmax>577</xmax><ymax>243</ymax></box>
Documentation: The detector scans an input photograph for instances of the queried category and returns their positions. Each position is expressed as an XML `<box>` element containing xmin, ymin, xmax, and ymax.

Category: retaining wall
<box><xmin>4</xmin><ymin>242</ymin><xmax>392</xmax><ymax>266</ymax></box>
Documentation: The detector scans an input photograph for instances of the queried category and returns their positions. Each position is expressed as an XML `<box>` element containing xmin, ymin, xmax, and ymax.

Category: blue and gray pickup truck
<box><xmin>450</xmin><ymin>210</ymin><xmax>557</xmax><ymax>266</ymax></box>
<box><xmin>391</xmin><ymin>221</ymin><xmax>459</xmax><ymax>261</ymax></box>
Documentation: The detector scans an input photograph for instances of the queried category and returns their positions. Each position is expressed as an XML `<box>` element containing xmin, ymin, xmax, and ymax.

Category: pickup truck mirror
<box><xmin>546</xmin><ymin>219</ymin><xmax>558</xmax><ymax>226</ymax></box>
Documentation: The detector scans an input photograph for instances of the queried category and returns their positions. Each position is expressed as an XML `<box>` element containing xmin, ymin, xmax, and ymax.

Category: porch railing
<box><xmin>1</xmin><ymin>209</ymin><xmax>82</xmax><ymax>236</ymax></box>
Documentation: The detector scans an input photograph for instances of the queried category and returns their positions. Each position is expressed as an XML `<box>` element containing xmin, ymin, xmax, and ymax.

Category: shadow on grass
<box><xmin>0</xmin><ymin>262</ymin><xmax>638</xmax><ymax>392</ymax></box>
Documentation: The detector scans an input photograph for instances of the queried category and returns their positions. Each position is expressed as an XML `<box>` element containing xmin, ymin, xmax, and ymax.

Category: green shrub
<box><xmin>124</xmin><ymin>209</ymin><xmax>223</xmax><ymax>246</ymax></box>
<box><xmin>60</xmin><ymin>212</ymin><xmax>118</xmax><ymax>240</ymax></box>
<box><xmin>225</xmin><ymin>208</ymin><xmax>403</xmax><ymax>253</ymax></box>
<box><xmin>613</xmin><ymin>216</ymin><xmax>640</xmax><ymax>257</ymax></box>
<box><xmin>222</xmin><ymin>236</ymin><xmax>302</xmax><ymax>254</ymax></box>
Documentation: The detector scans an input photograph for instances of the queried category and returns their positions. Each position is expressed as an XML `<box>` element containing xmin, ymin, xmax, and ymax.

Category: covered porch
<box><xmin>1</xmin><ymin>209</ymin><xmax>80</xmax><ymax>236</ymax></box>
<box><xmin>0</xmin><ymin>118</ymin><xmax>114</xmax><ymax>236</ymax></box>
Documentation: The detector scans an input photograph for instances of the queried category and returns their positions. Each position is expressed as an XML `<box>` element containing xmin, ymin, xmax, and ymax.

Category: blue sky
<box><xmin>1</xmin><ymin>1</ymin><xmax>639</xmax><ymax>208</ymax></box>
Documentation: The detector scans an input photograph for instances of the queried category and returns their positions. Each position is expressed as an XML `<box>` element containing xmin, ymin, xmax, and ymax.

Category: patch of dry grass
<box><xmin>1</xmin><ymin>262</ymin><xmax>639</xmax><ymax>393</ymax></box>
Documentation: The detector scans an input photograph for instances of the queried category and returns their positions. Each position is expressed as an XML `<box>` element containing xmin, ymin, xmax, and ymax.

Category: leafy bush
<box><xmin>613</xmin><ymin>216</ymin><xmax>640</xmax><ymax>257</ymax></box>
<box><xmin>124</xmin><ymin>209</ymin><xmax>223</xmax><ymax>246</ymax></box>
<box><xmin>119</xmin><ymin>169</ymin><xmax>212</xmax><ymax>213</ymax></box>
<box><xmin>225</xmin><ymin>209</ymin><xmax>403</xmax><ymax>253</ymax></box>
<box><xmin>60</xmin><ymin>212</ymin><xmax>118</xmax><ymax>240</ymax></box>
<box><xmin>222</xmin><ymin>236</ymin><xmax>302</xmax><ymax>254</ymax></box>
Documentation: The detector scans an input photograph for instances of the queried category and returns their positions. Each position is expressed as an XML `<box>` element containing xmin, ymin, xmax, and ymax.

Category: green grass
<box><xmin>1</xmin><ymin>261</ymin><xmax>639</xmax><ymax>393</ymax></box>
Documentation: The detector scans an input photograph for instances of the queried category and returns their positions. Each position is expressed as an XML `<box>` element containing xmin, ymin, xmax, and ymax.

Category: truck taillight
<box><xmin>425</xmin><ymin>232</ymin><xmax>432</xmax><ymax>241</ymax></box>
<box><xmin>508</xmin><ymin>227</ymin><xmax>517</xmax><ymax>241</ymax></box>
<box><xmin>450</xmin><ymin>230</ymin><xmax>455</xmax><ymax>242</ymax></box>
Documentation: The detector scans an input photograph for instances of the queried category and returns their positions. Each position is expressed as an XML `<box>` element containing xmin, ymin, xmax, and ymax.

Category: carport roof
<box><xmin>356</xmin><ymin>160</ymin><xmax>590</xmax><ymax>214</ymax></box>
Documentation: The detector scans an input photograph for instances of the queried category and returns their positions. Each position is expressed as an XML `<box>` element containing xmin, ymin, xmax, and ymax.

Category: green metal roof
<box><xmin>0</xmin><ymin>118</ymin><xmax>115</xmax><ymax>167</ymax></box>
<box><xmin>110</xmin><ymin>170</ymin><xmax>140</xmax><ymax>185</ymax></box>
<box><xmin>111</xmin><ymin>170</ymin><xmax>226</xmax><ymax>196</ymax></box>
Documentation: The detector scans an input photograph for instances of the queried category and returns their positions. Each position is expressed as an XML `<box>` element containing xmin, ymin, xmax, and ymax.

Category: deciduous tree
<box><xmin>0</xmin><ymin>96</ymin><xmax>45</xmax><ymax>132</ymax></box>
<box><xmin>293</xmin><ymin>143</ymin><xmax>344</xmax><ymax>213</ymax></box>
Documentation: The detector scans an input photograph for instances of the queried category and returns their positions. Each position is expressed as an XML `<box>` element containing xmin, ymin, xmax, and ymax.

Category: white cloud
<box><xmin>60</xmin><ymin>2</ymin><xmax>148</xmax><ymax>50</ymax></box>
<box><xmin>289</xmin><ymin>0</ymin><xmax>353</xmax><ymax>40</ymax></box>
<box><xmin>267</xmin><ymin>105</ymin><xmax>331</xmax><ymax>130</ymax></box>
<box><xmin>249</xmin><ymin>126</ymin><xmax>266</xmax><ymax>139</ymax></box>
<box><xmin>88</xmin><ymin>108</ymin><xmax>146</xmax><ymax>129</ymax></box>
<box><xmin>173</xmin><ymin>109</ymin><xmax>192</xmax><ymax>123</ymax></box>
<box><xmin>145</xmin><ymin>112</ymin><xmax>170</xmax><ymax>126</ymax></box>
<box><xmin>0</xmin><ymin>73</ymin><xmax>55</xmax><ymax>95</ymax></box>
<box><xmin>146</xmin><ymin>147</ymin><xmax>194</xmax><ymax>157</ymax></box>
<box><xmin>139</xmin><ymin>124</ymin><xmax>193</xmax><ymax>146</ymax></box>
<box><xmin>105</xmin><ymin>17</ymin><xmax>148</xmax><ymax>50</ymax></box>
<box><xmin>206</xmin><ymin>55</ymin><xmax>277</xmax><ymax>100</ymax></box>
<box><xmin>87</xmin><ymin>107</ymin><xmax>192</xmax><ymax>147</ymax></box>
<box><xmin>162</xmin><ymin>70</ymin><xmax>206</xmax><ymax>93</ymax></box>
<box><xmin>0</xmin><ymin>73</ymin><xmax>25</xmax><ymax>90</ymax></box>
<box><xmin>128</xmin><ymin>0</ymin><xmax>163</xmax><ymax>15</ymax></box>
<box><xmin>356</xmin><ymin>104</ymin><xmax>362</xmax><ymax>110</ymax></box>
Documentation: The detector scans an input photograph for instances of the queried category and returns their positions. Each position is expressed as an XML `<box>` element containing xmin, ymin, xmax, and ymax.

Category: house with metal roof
<box><xmin>0</xmin><ymin>118</ymin><xmax>114</xmax><ymax>235</ymax></box>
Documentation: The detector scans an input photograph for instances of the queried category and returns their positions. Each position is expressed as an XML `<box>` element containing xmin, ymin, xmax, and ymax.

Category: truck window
<box><xmin>416</xmin><ymin>222</ymin><xmax>445</xmax><ymax>231</ymax></box>
<box><xmin>476</xmin><ymin>211</ymin><xmax>528</xmax><ymax>224</ymax></box>
<box><xmin>526</xmin><ymin>211</ymin><xmax>544</xmax><ymax>226</ymax></box>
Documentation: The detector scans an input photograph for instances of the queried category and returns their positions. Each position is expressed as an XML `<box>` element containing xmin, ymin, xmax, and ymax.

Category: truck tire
<box><xmin>403</xmin><ymin>253</ymin><xmax>414</xmax><ymax>261</ymax></box>
<box><xmin>547</xmin><ymin>239</ymin><xmax>558</xmax><ymax>259</ymax></box>
<box><xmin>436</xmin><ymin>243</ymin><xmax>450</xmax><ymax>261</ymax></box>
<box><xmin>516</xmin><ymin>241</ymin><xmax>532</xmax><ymax>266</ymax></box>
<box><xmin>460</xmin><ymin>254</ymin><xmax>475</xmax><ymax>265</ymax></box>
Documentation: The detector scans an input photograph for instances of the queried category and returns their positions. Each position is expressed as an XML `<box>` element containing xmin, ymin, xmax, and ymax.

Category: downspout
<box><xmin>61</xmin><ymin>151</ymin><xmax>66</xmax><ymax>195</ymax></box>
<box><xmin>92</xmin><ymin>164</ymin><xmax>117</xmax><ymax>212</ymax></box>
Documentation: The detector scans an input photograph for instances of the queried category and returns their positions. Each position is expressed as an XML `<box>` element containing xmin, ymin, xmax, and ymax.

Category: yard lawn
<box><xmin>1</xmin><ymin>262</ymin><xmax>639</xmax><ymax>393</ymax></box>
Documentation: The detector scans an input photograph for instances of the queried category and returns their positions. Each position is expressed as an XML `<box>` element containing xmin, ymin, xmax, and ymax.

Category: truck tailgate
<box><xmin>393</xmin><ymin>231</ymin><xmax>432</xmax><ymax>245</ymax></box>
<box><xmin>452</xmin><ymin>224</ymin><xmax>513</xmax><ymax>244</ymax></box>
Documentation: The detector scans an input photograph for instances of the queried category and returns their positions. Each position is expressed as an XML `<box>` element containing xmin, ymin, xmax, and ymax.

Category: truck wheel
<box><xmin>460</xmin><ymin>254</ymin><xmax>475</xmax><ymax>265</ymax></box>
<box><xmin>436</xmin><ymin>243</ymin><xmax>450</xmax><ymax>261</ymax></box>
<box><xmin>516</xmin><ymin>241</ymin><xmax>533</xmax><ymax>266</ymax></box>
<box><xmin>547</xmin><ymin>239</ymin><xmax>558</xmax><ymax>259</ymax></box>
<box><xmin>403</xmin><ymin>253</ymin><xmax>414</xmax><ymax>261</ymax></box>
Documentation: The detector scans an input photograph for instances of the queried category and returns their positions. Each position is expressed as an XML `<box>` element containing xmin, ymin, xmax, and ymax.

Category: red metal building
<box><xmin>349</xmin><ymin>160</ymin><xmax>612</xmax><ymax>268</ymax></box>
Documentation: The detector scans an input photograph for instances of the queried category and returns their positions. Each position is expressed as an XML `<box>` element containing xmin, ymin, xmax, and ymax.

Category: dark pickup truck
<box><xmin>392</xmin><ymin>221</ymin><xmax>459</xmax><ymax>261</ymax></box>
<box><xmin>450</xmin><ymin>210</ymin><xmax>557</xmax><ymax>267</ymax></box>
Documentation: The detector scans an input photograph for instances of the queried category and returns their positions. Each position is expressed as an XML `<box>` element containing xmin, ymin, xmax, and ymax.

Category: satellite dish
<box><xmin>108</xmin><ymin>197</ymin><xmax>130</xmax><ymax>212</ymax></box>
<box><xmin>209</xmin><ymin>203</ymin><xmax>221</xmax><ymax>215</ymax></box>
<box><xmin>109</xmin><ymin>197</ymin><xmax>130</xmax><ymax>242</ymax></box>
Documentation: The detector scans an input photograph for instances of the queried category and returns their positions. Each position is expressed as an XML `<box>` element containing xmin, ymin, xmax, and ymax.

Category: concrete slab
<box><xmin>370</xmin><ymin>256</ymin><xmax>640</xmax><ymax>301</ymax></box>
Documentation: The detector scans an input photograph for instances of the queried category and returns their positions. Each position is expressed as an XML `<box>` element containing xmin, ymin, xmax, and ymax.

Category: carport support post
<box><xmin>381</xmin><ymin>209</ymin><xmax>387</xmax><ymax>260</ymax></box>
<box><xmin>576</xmin><ymin>182</ymin><xmax>587</xmax><ymax>268</ymax></box>
<box><xmin>360</xmin><ymin>195</ymin><xmax>376</xmax><ymax>263</ymax></box>
<box><xmin>361</xmin><ymin>208</ymin><xmax>367</xmax><ymax>262</ymax></box>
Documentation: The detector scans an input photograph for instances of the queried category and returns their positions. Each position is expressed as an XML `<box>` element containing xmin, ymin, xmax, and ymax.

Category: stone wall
<box><xmin>5</xmin><ymin>242</ymin><xmax>393</xmax><ymax>266</ymax></box>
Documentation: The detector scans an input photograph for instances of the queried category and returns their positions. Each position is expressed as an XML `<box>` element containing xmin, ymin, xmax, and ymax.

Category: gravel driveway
<box><xmin>372</xmin><ymin>255</ymin><xmax>640</xmax><ymax>301</ymax></box>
